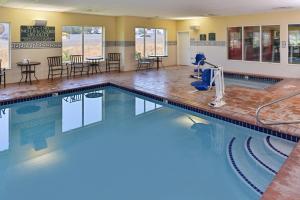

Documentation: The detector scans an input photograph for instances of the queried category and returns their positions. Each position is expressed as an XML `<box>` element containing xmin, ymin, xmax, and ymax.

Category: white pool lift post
<box><xmin>205</xmin><ymin>61</ymin><xmax>226</xmax><ymax>108</ymax></box>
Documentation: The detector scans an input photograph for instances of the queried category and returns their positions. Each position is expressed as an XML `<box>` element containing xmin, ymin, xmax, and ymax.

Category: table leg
<box><xmin>28</xmin><ymin>66</ymin><xmax>32</xmax><ymax>85</ymax></box>
<box><xmin>25</xmin><ymin>66</ymin><xmax>28</xmax><ymax>83</ymax></box>
<box><xmin>19</xmin><ymin>67</ymin><xmax>24</xmax><ymax>85</ymax></box>
<box><xmin>33</xmin><ymin>66</ymin><xmax>39</xmax><ymax>81</ymax></box>
<box><xmin>157</xmin><ymin>57</ymin><xmax>159</xmax><ymax>70</ymax></box>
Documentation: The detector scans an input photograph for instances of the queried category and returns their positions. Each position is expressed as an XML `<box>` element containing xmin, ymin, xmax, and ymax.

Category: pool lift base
<box><xmin>207</xmin><ymin>61</ymin><xmax>226</xmax><ymax>108</ymax></box>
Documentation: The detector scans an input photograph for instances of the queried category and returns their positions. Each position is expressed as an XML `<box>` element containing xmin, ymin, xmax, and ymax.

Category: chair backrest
<box><xmin>0</xmin><ymin>59</ymin><xmax>2</xmax><ymax>71</ymax></box>
<box><xmin>70</xmin><ymin>55</ymin><xmax>83</xmax><ymax>64</ymax></box>
<box><xmin>107</xmin><ymin>53</ymin><xmax>120</xmax><ymax>61</ymax></box>
<box><xmin>194</xmin><ymin>53</ymin><xmax>206</xmax><ymax>66</ymax></box>
<box><xmin>47</xmin><ymin>56</ymin><xmax>62</xmax><ymax>67</ymax></box>
<box><xmin>202</xmin><ymin>68</ymin><xmax>212</xmax><ymax>85</ymax></box>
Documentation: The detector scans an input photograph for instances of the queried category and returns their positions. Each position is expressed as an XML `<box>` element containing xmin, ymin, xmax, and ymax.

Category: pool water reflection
<box><xmin>0</xmin><ymin>87</ymin><xmax>290</xmax><ymax>200</ymax></box>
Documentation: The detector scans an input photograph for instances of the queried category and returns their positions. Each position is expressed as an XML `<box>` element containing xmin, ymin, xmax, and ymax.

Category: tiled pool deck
<box><xmin>0</xmin><ymin>66</ymin><xmax>299</xmax><ymax>199</ymax></box>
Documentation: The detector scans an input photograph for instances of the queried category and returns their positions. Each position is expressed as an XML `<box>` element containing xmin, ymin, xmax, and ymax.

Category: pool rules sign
<box><xmin>20</xmin><ymin>26</ymin><xmax>55</xmax><ymax>42</ymax></box>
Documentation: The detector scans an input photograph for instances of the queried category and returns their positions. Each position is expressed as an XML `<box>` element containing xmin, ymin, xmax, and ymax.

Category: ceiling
<box><xmin>1</xmin><ymin>0</ymin><xmax>300</xmax><ymax>19</ymax></box>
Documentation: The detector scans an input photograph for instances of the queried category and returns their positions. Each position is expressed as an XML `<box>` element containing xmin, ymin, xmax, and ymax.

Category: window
<box><xmin>62</xmin><ymin>26</ymin><xmax>104</xmax><ymax>62</ymax></box>
<box><xmin>261</xmin><ymin>25</ymin><xmax>280</xmax><ymax>63</ymax></box>
<box><xmin>288</xmin><ymin>24</ymin><xmax>300</xmax><ymax>64</ymax></box>
<box><xmin>244</xmin><ymin>26</ymin><xmax>260</xmax><ymax>61</ymax></box>
<box><xmin>0</xmin><ymin>23</ymin><xmax>10</xmax><ymax>69</ymax></box>
<box><xmin>135</xmin><ymin>97</ymin><xmax>162</xmax><ymax>116</ymax></box>
<box><xmin>0</xmin><ymin>108</ymin><xmax>9</xmax><ymax>152</ymax></box>
<box><xmin>228</xmin><ymin>27</ymin><xmax>242</xmax><ymax>60</ymax></box>
<box><xmin>62</xmin><ymin>90</ymin><xmax>104</xmax><ymax>132</ymax></box>
<box><xmin>135</xmin><ymin>28</ymin><xmax>167</xmax><ymax>57</ymax></box>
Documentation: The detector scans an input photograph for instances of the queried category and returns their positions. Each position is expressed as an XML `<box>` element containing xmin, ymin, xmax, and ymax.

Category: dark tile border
<box><xmin>0</xmin><ymin>82</ymin><xmax>299</xmax><ymax>143</ymax></box>
<box><xmin>224</xmin><ymin>72</ymin><xmax>283</xmax><ymax>83</ymax></box>
<box><xmin>265</xmin><ymin>136</ymin><xmax>289</xmax><ymax>158</ymax></box>
<box><xmin>228</xmin><ymin>137</ymin><xmax>263</xmax><ymax>195</ymax></box>
<box><xmin>246</xmin><ymin>137</ymin><xmax>277</xmax><ymax>174</ymax></box>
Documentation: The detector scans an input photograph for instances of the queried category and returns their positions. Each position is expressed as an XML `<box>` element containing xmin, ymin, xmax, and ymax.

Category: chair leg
<box><xmin>48</xmin><ymin>68</ymin><xmax>50</xmax><ymax>80</ymax></box>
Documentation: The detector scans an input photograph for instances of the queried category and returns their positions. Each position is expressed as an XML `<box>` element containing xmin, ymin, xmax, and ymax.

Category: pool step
<box><xmin>264</xmin><ymin>136</ymin><xmax>295</xmax><ymax>158</ymax></box>
<box><xmin>227</xmin><ymin>137</ymin><xmax>273</xmax><ymax>196</ymax></box>
<box><xmin>245</xmin><ymin>137</ymin><xmax>284</xmax><ymax>175</ymax></box>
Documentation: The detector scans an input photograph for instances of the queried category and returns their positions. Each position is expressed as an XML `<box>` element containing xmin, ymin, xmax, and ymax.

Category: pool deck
<box><xmin>0</xmin><ymin>66</ymin><xmax>299</xmax><ymax>200</ymax></box>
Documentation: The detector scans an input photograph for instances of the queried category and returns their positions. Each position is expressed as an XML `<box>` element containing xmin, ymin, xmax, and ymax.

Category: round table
<box><xmin>86</xmin><ymin>56</ymin><xmax>103</xmax><ymax>74</ymax></box>
<box><xmin>17</xmin><ymin>61</ymin><xmax>41</xmax><ymax>84</ymax></box>
<box><xmin>148</xmin><ymin>55</ymin><xmax>168</xmax><ymax>70</ymax></box>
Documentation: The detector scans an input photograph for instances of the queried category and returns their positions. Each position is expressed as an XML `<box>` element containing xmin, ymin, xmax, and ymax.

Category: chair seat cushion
<box><xmin>195</xmin><ymin>84</ymin><xmax>210</xmax><ymax>91</ymax></box>
<box><xmin>140</xmin><ymin>61</ymin><xmax>151</xmax><ymax>64</ymax></box>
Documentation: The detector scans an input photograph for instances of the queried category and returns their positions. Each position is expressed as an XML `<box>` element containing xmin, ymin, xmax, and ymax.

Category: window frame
<box><xmin>0</xmin><ymin>22</ymin><xmax>11</xmax><ymax>69</ymax></box>
<box><xmin>243</xmin><ymin>25</ymin><xmax>261</xmax><ymax>62</ymax></box>
<box><xmin>227</xmin><ymin>26</ymin><xmax>243</xmax><ymax>61</ymax></box>
<box><xmin>287</xmin><ymin>24</ymin><xmax>300</xmax><ymax>65</ymax></box>
<box><xmin>261</xmin><ymin>25</ymin><xmax>281</xmax><ymax>63</ymax></box>
<box><xmin>227</xmin><ymin>25</ymin><xmax>281</xmax><ymax>64</ymax></box>
<box><xmin>134</xmin><ymin>27</ymin><xmax>168</xmax><ymax>58</ymax></box>
<box><xmin>62</xmin><ymin>25</ymin><xmax>105</xmax><ymax>62</ymax></box>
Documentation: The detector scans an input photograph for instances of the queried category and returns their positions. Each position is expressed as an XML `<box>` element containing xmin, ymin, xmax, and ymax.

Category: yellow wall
<box><xmin>176</xmin><ymin>10</ymin><xmax>300</xmax><ymax>41</ymax></box>
<box><xmin>0</xmin><ymin>7</ymin><xmax>177</xmax><ymax>42</ymax></box>
<box><xmin>116</xmin><ymin>16</ymin><xmax>177</xmax><ymax>41</ymax></box>
<box><xmin>0</xmin><ymin>7</ymin><xmax>118</xmax><ymax>42</ymax></box>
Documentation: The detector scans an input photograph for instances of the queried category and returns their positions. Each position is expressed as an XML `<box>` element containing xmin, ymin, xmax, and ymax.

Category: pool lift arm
<box><xmin>205</xmin><ymin>61</ymin><xmax>226</xmax><ymax>108</ymax></box>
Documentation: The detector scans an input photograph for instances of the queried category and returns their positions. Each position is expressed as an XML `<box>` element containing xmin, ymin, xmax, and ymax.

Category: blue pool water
<box><xmin>224</xmin><ymin>77</ymin><xmax>275</xmax><ymax>89</ymax></box>
<box><xmin>0</xmin><ymin>87</ymin><xmax>295</xmax><ymax>200</ymax></box>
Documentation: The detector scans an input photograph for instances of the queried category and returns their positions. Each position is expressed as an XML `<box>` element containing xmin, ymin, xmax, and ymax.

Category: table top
<box><xmin>86</xmin><ymin>56</ymin><xmax>103</xmax><ymax>60</ymax></box>
<box><xmin>148</xmin><ymin>55</ymin><xmax>168</xmax><ymax>58</ymax></box>
<box><xmin>17</xmin><ymin>61</ymin><xmax>41</xmax><ymax>66</ymax></box>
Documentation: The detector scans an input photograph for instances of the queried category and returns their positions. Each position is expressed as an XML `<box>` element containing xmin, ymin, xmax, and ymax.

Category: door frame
<box><xmin>177</xmin><ymin>31</ymin><xmax>191</xmax><ymax>66</ymax></box>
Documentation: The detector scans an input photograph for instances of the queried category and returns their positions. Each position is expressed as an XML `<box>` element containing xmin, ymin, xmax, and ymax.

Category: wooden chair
<box><xmin>136</xmin><ymin>53</ymin><xmax>153</xmax><ymax>71</ymax></box>
<box><xmin>0</xmin><ymin>59</ymin><xmax>6</xmax><ymax>88</ymax></box>
<box><xmin>47</xmin><ymin>56</ymin><xmax>64</xmax><ymax>80</ymax></box>
<box><xmin>69</xmin><ymin>55</ymin><xmax>86</xmax><ymax>77</ymax></box>
<box><xmin>106</xmin><ymin>53</ymin><xmax>121</xmax><ymax>72</ymax></box>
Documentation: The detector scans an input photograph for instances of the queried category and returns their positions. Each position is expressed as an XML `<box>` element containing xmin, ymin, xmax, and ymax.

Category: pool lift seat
<box><xmin>191</xmin><ymin>53</ymin><xmax>206</xmax><ymax>79</ymax></box>
<box><xmin>191</xmin><ymin>54</ymin><xmax>226</xmax><ymax>108</ymax></box>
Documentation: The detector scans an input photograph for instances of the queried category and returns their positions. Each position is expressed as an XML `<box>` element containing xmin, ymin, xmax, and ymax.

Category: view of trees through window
<box><xmin>62</xmin><ymin>26</ymin><xmax>103</xmax><ymax>61</ymax></box>
<box><xmin>135</xmin><ymin>28</ymin><xmax>167</xmax><ymax>58</ymax></box>
<box><xmin>0</xmin><ymin>23</ymin><xmax>10</xmax><ymax>68</ymax></box>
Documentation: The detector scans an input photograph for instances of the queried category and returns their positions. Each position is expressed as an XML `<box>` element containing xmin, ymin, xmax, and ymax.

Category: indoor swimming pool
<box><xmin>0</xmin><ymin>86</ymin><xmax>296</xmax><ymax>200</ymax></box>
<box><xmin>224</xmin><ymin>77</ymin><xmax>278</xmax><ymax>90</ymax></box>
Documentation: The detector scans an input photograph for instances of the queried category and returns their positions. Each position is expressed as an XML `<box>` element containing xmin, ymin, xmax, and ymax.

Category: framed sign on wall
<box><xmin>20</xmin><ymin>26</ymin><xmax>55</xmax><ymax>42</ymax></box>
<box><xmin>200</xmin><ymin>34</ymin><xmax>207</xmax><ymax>41</ymax></box>
<box><xmin>208</xmin><ymin>33</ymin><xmax>216</xmax><ymax>41</ymax></box>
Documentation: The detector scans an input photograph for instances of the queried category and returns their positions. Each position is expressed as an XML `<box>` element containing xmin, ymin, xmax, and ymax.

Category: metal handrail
<box><xmin>256</xmin><ymin>91</ymin><xmax>300</xmax><ymax>125</ymax></box>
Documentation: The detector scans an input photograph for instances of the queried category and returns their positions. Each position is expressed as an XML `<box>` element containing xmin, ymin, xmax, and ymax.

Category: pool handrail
<box><xmin>256</xmin><ymin>91</ymin><xmax>300</xmax><ymax>125</ymax></box>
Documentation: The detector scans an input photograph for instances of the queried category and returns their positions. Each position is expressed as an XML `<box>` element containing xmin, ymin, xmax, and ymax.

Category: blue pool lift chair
<box><xmin>191</xmin><ymin>53</ymin><xmax>206</xmax><ymax>79</ymax></box>
<box><xmin>191</xmin><ymin>68</ymin><xmax>212</xmax><ymax>91</ymax></box>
